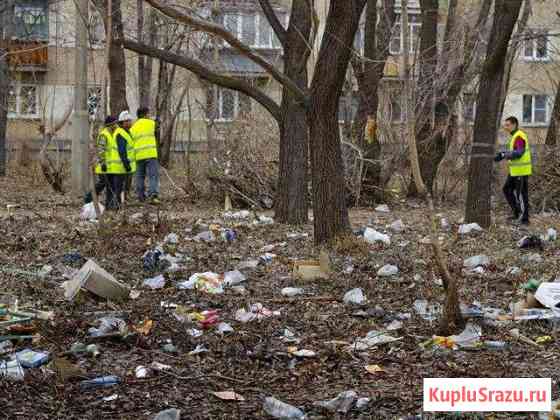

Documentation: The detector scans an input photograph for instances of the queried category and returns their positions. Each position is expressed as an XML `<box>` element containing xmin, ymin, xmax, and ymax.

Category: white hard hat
<box><xmin>118</xmin><ymin>110</ymin><xmax>132</xmax><ymax>122</ymax></box>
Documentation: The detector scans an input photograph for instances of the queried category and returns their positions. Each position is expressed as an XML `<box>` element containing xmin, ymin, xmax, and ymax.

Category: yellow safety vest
<box><xmin>130</xmin><ymin>118</ymin><xmax>158</xmax><ymax>161</ymax></box>
<box><xmin>106</xmin><ymin>127</ymin><xmax>137</xmax><ymax>174</ymax></box>
<box><xmin>94</xmin><ymin>128</ymin><xmax>112</xmax><ymax>174</ymax></box>
<box><xmin>508</xmin><ymin>129</ymin><xmax>532</xmax><ymax>177</ymax></box>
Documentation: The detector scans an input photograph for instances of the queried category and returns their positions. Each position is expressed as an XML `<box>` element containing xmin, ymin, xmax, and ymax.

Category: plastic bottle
<box><xmin>263</xmin><ymin>397</ymin><xmax>305</xmax><ymax>419</ymax></box>
<box><xmin>80</xmin><ymin>375</ymin><xmax>120</xmax><ymax>390</ymax></box>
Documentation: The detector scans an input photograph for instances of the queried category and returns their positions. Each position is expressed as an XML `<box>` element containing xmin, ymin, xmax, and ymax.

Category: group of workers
<box><xmin>84</xmin><ymin>107</ymin><xmax>160</xmax><ymax>210</ymax></box>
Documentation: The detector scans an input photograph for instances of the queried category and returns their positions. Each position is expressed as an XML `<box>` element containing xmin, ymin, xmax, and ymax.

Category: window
<box><xmin>523</xmin><ymin>31</ymin><xmax>549</xmax><ymax>61</ymax></box>
<box><xmin>463</xmin><ymin>94</ymin><xmax>476</xmax><ymax>123</ymax></box>
<box><xmin>390</xmin><ymin>14</ymin><xmax>421</xmax><ymax>55</ymax></box>
<box><xmin>221</xmin><ymin>12</ymin><xmax>284</xmax><ymax>49</ymax></box>
<box><xmin>87</xmin><ymin>86</ymin><xmax>103</xmax><ymax>119</ymax></box>
<box><xmin>523</xmin><ymin>94</ymin><xmax>548</xmax><ymax>125</ymax></box>
<box><xmin>390</xmin><ymin>95</ymin><xmax>403</xmax><ymax>122</ymax></box>
<box><xmin>208</xmin><ymin>86</ymin><xmax>252</xmax><ymax>121</ymax></box>
<box><xmin>14</xmin><ymin>2</ymin><xmax>48</xmax><ymax>41</ymax></box>
<box><xmin>7</xmin><ymin>84</ymin><xmax>40</xmax><ymax>118</ymax></box>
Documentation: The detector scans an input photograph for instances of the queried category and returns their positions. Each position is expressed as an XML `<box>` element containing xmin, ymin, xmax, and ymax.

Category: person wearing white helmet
<box><xmin>104</xmin><ymin>110</ymin><xmax>136</xmax><ymax>210</ymax></box>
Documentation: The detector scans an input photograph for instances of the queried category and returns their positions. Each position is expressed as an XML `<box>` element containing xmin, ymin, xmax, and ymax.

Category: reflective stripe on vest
<box><xmin>106</xmin><ymin>127</ymin><xmax>137</xmax><ymax>174</ymax></box>
<box><xmin>94</xmin><ymin>128</ymin><xmax>112</xmax><ymax>174</ymax></box>
<box><xmin>508</xmin><ymin>129</ymin><xmax>532</xmax><ymax>177</ymax></box>
<box><xmin>130</xmin><ymin>118</ymin><xmax>158</xmax><ymax>161</ymax></box>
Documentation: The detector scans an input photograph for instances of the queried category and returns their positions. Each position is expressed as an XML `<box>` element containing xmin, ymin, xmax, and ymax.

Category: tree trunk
<box><xmin>0</xmin><ymin>45</ymin><xmax>8</xmax><ymax>177</ymax></box>
<box><xmin>107</xmin><ymin>0</ymin><xmax>128</xmax><ymax>115</ymax></box>
<box><xmin>351</xmin><ymin>0</ymin><xmax>396</xmax><ymax>202</ymax></box>
<box><xmin>546</xmin><ymin>81</ymin><xmax>560</xmax><ymax>146</ymax></box>
<box><xmin>274</xmin><ymin>1</ymin><xmax>311</xmax><ymax>225</ymax></box>
<box><xmin>309</xmin><ymin>0</ymin><xmax>367</xmax><ymax>244</ymax></box>
<box><xmin>137</xmin><ymin>0</ymin><xmax>146</xmax><ymax>108</ymax></box>
<box><xmin>465</xmin><ymin>0</ymin><xmax>523</xmax><ymax>227</ymax></box>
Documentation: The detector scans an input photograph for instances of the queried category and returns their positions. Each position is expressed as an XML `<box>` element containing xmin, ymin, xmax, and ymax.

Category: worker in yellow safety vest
<box><xmin>130</xmin><ymin>107</ymin><xmax>160</xmax><ymax>204</ymax></box>
<box><xmin>104</xmin><ymin>110</ymin><xmax>136</xmax><ymax>210</ymax></box>
<box><xmin>494</xmin><ymin>116</ymin><xmax>532</xmax><ymax>225</ymax></box>
<box><xmin>84</xmin><ymin>115</ymin><xmax>117</xmax><ymax>204</ymax></box>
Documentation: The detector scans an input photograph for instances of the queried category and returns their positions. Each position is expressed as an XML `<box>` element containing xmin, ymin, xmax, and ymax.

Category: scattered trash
<box><xmin>223</xmin><ymin>270</ymin><xmax>247</xmax><ymax>286</ymax></box>
<box><xmin>143</xmin><ymin>274</ymin><xmax>166</xmax><ymax>289</ymax></box>
<box><xmin>135</xmin><ymin>366</ymin><xmax>148</xmax><ymax>378</ymax></box>
<box><xmin>177</xmin><ymin>272</ymin><xmax>224</xmax><ymax>294</ymax></box>
<box><xmin>143</xmin><ymin>247</ymin><xmax>163</xmax><ymax>271</ymax></box>
<box><xmin>70</xmin><ymin>342</ymin><xmax>100</xmax><ymax>357</ymax></box>
<box><xmin>162</xmin><ymin>343</ymin><xmax>178</xmax><ymax>354</ymax></box>
<box><xmin>535</xmin><ymin>282</ymin><xmax>560</xmax><ymax>309</ymax></box>
<box><xmin>235</xmin><ymin>303</ymin><xmax>280</xmax><ymax>323</ymax></box>
<box><xmin>425</xmin><ymin>323</ymin><xmax>482</xmax><ymax>350</ymax></box>
<box><xmin>535</xmin><ymin>335</ymin><xmax>553</xmax><ymax>345</ymax></box>
<box><xmin>414</xmin><ymin>299</ymin><xmax>441</xmax><ymax>321</ymax></box>
<box><xmin>80</xmin><ymin>202</ymin><xmax>105</xmax><ymax>221</ymax></box>
<box><xmin>463</xmin><ymin>255</ymin><xmax>490</xmax><ymax>269</ymax></box>
<box><xmin>343</xmin><ymin>288</ymin><xmax>366</xmax><ymax>305</ymax></box>
<box><xmin>350</xmin><ymin>330</ymin><xmax>401</xmax><ymax>351</ymax></box>
<box><xmin>217</xmin><ymin>322</ymin><xmax>234</xmax><ymax>334</ymax></box>
<box><xmin>221</xmin><ymin>229</ymin><xmax>237</xmax><ymax>242</ymax></box>
<box><xmin>80</xmin><ymin>375</ymin><xmax>120</xmax><ymax>390</ymax></box>
<box><xmin>263</xmin><ymin>397</ymin><xmax>305</xmax><ymax>420</ymax></box>
<box><xmin>223</xmin><ymin>210</ymin><xmax>251</xmax><ymax>220</ymax></box>
<box><xmin>164</xmin><ymin>233</ymin><xmax>179</xmax><ymax>244</ymax></box>
<box><xmin>440</xmin><ymin>218</ymin><xmax>450</xmax><ymax>230</ymax></box>
<box><xmin>63</xmin><ymin>259</ymin><xmax>130</xmax><ymax>301</ymax></box>
<box><xmin>258</xmin><ymin>215</ymin><xmax>274</xmax><ymax>225</ymax></box>
<box><xmin>16</xmin><ymin>348</ymin><xmax>49</xmax><ymax>368</ymax></box>
<box><xmin>153</xmin><ymin>408</ymin><xmax>181</xmax><ymax>420</ymax></box>
<box><xmin>288</xmin><ymin>348</ymin><xmax>316</xmax><ymax>358</ymax></box>
<box><xmin>281</xmin><ymin>287</ymin><xmax>304</xmax><ymax>297</ymax></box>
<box><xmin>133</xmin><ymin>319</ymin><xmax>154</xmax><ymax>336</ymax></box>
<box><xmin>484</xmin><ymin>341</ymin><xmax>507</xmax><ymax>350</ymax></box>
<box><xmin>212</xmin><ymin>391</ymin><xmax>245</xmax><ymax>401</ymax></box>
<box><xmin>356</xmin><ymin>397</ymin><xmax>370</xmax><ymax>410</ymax></box>
<box><xmin>0</xmin><ymin>359</ymin><xmax>24</xmax><ymax>380</ymax></box>
<box><xmin>102</xmin><ymin>394</ymin><xmax>118</xmax><ymax>402</ymax></box>
<box><xmin>315</xmin><ymin>390</ymin><xmax>358</xmax><ymax>413</ymax></box>
<box><xmin>187</xmin><ymin>328</ymin><xmax>203</xmax><ymax>338</ymax></box>
<box><xmin>62</xmin><ymin>251</ymin><xmax>84</xmax><ymax>265</ymax></box>
<box><xmin>286</xmin><ymin>233</ymin><xmax>309</xmax><ymax>240</ymax></box>
<box><xmin>518</xmin><ymin>235</ymin><xmax>544</xmax><ymax>250</ymax></box>
<box><xmin>506</xmin><ymin>266</ymin><xmax>521</xmax><ymax>276</ymax></box>
<box><xmin>188</xmin><ymin>344</ymin><xmax>208</xmax><ymax>355</ymax></box>
<box><xmin>365</xmin><ymin>365</ymin><xmax>385</xmax><ymax>374</ymax></box>
<box><xmin>377</xmin><ymin>264</ymin><xmax>399</xmax><ymax>277</ymax></box>
<box><xmin>38</xmin><ymin>265</ymin><xmax>53</xmax><ymax>278</ymax></box>
<box><xmin>259</xmin><ymin>253</ymin><xmax>276</xmax><ymax>264</ymax></box>
<box><xmin>89</xmin><ymin>317</ymin><xmax>128</xmax><ymax>337</ymax></box>
<box><xmin>375</xmin><ymin>204</ymin><xmax>390</xmax><ymax>213</ymax></box>
<box><xmin>293</xmin><ymin>251</ymin><xmax>330</xmax><ymax>280</ymax></box>
<box><xmin>150</xmin><ymin>361</ymin><xmax>171</xmax><ymax>371</ymax></box>
<box><xmin>390</xmin><ymin>219</ymin><xmax>405</xmax><ymax>232</ymax></box>
<box><xmin>458</xmin><ymin>223</ymin><xmax>482</xmax><ymax>235</ymax></box>
<box><xmin>363</xmin><ymin>228</ymin><xmax>390</xmax><ymax>246</ymax></box>
<box><xmin>547</xmin><ymin>228</ymin><xmax>557</xmax><ymax>242</ymax></box>
<box><xmin>194</xmin><ymin>231</ymin><xmax>215</xmax><ymax>242</ymax></box>
<box><xmin>385</xmin><ymin>320</ymin><xmax>403</xmax><ymax>331</ymax></box>
<box><xmin>509</xmin><ymin>328</ymin><xmax>539</xmax><ymax>346</ymax></box>
<box><xmin>237</xmin><ymin>259</ymin><xmax>260</xmax><ymax>270</ymax></box>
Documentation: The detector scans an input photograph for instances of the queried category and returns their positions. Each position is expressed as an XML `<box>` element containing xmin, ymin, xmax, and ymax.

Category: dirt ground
<box><xmin>0</xmin><ymin>172</ymin><xmax>559</xmax><ymax>420</ymax></box>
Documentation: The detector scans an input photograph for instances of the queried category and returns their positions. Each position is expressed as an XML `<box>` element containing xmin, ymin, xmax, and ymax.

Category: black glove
<box><xmin>124</xmin><ymin>163</ymin><xmax>131</xmax><ymax>173</ymax></box>
<box><xmin>101</xmin><ymin>164</ymin><xmax>107</xmax><ymax>172</ymax></box>
<box><xmin>494</xmin><ymin>152</ymin><xmax>505</xmax><ymax>162</ymax></box>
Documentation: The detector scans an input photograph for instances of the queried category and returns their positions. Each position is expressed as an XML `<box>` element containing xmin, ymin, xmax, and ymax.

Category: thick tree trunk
<box><xmin>546</xmin><ymin>81</ymin><xmax>560</xmax><ymax>146</ymax></box>
<box><xmin>0</xmin><ymin>46</ymin><xmax>8</xmax><ymax>176</ymax></box>
<box><xmin>274</xmin><ymin>1</ymin><xmax>311</xmax><ymax>225</ymax></box>
<box><xmin>465</xmin><ymin>0</ymin><xmax>523</xmax><ymax>227</ymax></box>
<box><xmin>351</xmin><ymin>0</ymin><xmax>396</xmax><ymax>202</ymax></box>
<box><xmin>309</xmin><ymin>0</ymin><xmax>367</xmax><ymax>244</ymax></box>
<box><xmin>107</xmin><ymin>0</ymin><xmax>128</xmax><ymax>115</ymax></box>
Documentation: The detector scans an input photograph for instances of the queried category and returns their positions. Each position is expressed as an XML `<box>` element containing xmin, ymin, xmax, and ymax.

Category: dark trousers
<box><xmin>105</xmin><ymin>174</ymin><xmax>126</xmax><ymax>210</ymax></box>
<box><xmin>503</xmin><ymin>175</ymin><xmax>529</xmax><ymax>222</ymax></box>
<box><xmin>84</xmin><ymin>175</ymin><xmax>108</xmax><ymax>204</ymax></box>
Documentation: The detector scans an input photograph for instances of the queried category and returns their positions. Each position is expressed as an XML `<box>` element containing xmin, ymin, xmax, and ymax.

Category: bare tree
<box><xmin>350</xmin><ymin>0</ymin><xmax>396</xmax><ymax>202</ymax></box>
<box><xmin>465</xmin><ymin>0</ymin><xmax>524</xmax><ymax>227</ymax></box>
<box><xmin>546</xmin><ymin>80</ymin><xmax>560</xmax><ymax>146</ymax></box>
<box><xmin>0</xmin><ymin>0</ymin><xmax>15</xmax><ymax>177</ymax></box>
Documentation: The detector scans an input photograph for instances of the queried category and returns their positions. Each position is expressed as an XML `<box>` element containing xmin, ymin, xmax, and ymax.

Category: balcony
<box><xmin>1</xmin><ymin>40</ymin><xmax>48</xmax><ymax>70</ymax></box>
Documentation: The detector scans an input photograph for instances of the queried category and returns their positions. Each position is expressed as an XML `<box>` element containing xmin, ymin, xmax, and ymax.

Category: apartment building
<box><xmin>4</xmin><ymin>0</ymin><xmax>558</xmax><ymax>158</ymax></box>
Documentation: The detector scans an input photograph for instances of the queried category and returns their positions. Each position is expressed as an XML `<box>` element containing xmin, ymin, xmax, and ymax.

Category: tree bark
<box><xmin>137</xmin><ymin>0</ymin><xmax>146</xmax><ymax>108</ymax></box>
<box><xmin>309</xmin><ymin>0</ymin><xmax>367</xmax><ymax>244</ymax></box>
<box><xmin>0</xmin><ymin>44</ymin><xmax>8</xmax><ymax>177</ymax></box>
<box><xmin>351</xmin><ymin>0</ymin><xmax>396</xmax><ymax>202</ymax></box>
<box><xmin>465</xmin><ymin>0</ymin><xmax>523</xmax><ymax>227</ymax></box>
<box><xmin>105</xmin><ymin>0</ymin><xmax>129</xmax><ymax>114</ymax></box>
<box><xmin>274</xmin><ymin>0</ymin><xmax>312</xmax><ymax>225</ymax></box>
<box><xmin>546</xmin><ymin>81</ymin><xmax>560</xmax><ymax>146</ymax></box>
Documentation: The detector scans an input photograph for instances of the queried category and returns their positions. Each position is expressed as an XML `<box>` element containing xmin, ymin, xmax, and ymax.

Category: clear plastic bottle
<box><xmin>263</xmin><ymin>397</ymin><xmax>305</xmax><ymax>419</ymax></box>
<box><xmin>80</xmin><ymin>375</ymin><xmax>120</xmax><ymax>390</ymax></box>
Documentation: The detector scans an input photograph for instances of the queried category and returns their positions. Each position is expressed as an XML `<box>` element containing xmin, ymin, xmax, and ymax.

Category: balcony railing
<box><xmin>1</xmin><ymin>40</ymin><xmax>48</xmax><ymax>69</ymax></box>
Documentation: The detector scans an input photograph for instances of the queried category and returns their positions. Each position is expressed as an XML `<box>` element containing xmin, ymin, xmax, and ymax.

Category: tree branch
<box><xmin>257</xmin><ymin>0</ymin><xmax>287</xmax><ymax>47</ymax></box>
<box><xmin>123</xmin><ymin>39</ymin><xmax>282</xmax><ymax>121</ymax></box>
<box><xmin>144</xmin><ymin>0</ymin><xmax>308</xmax><ymax>104</ymax></box>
